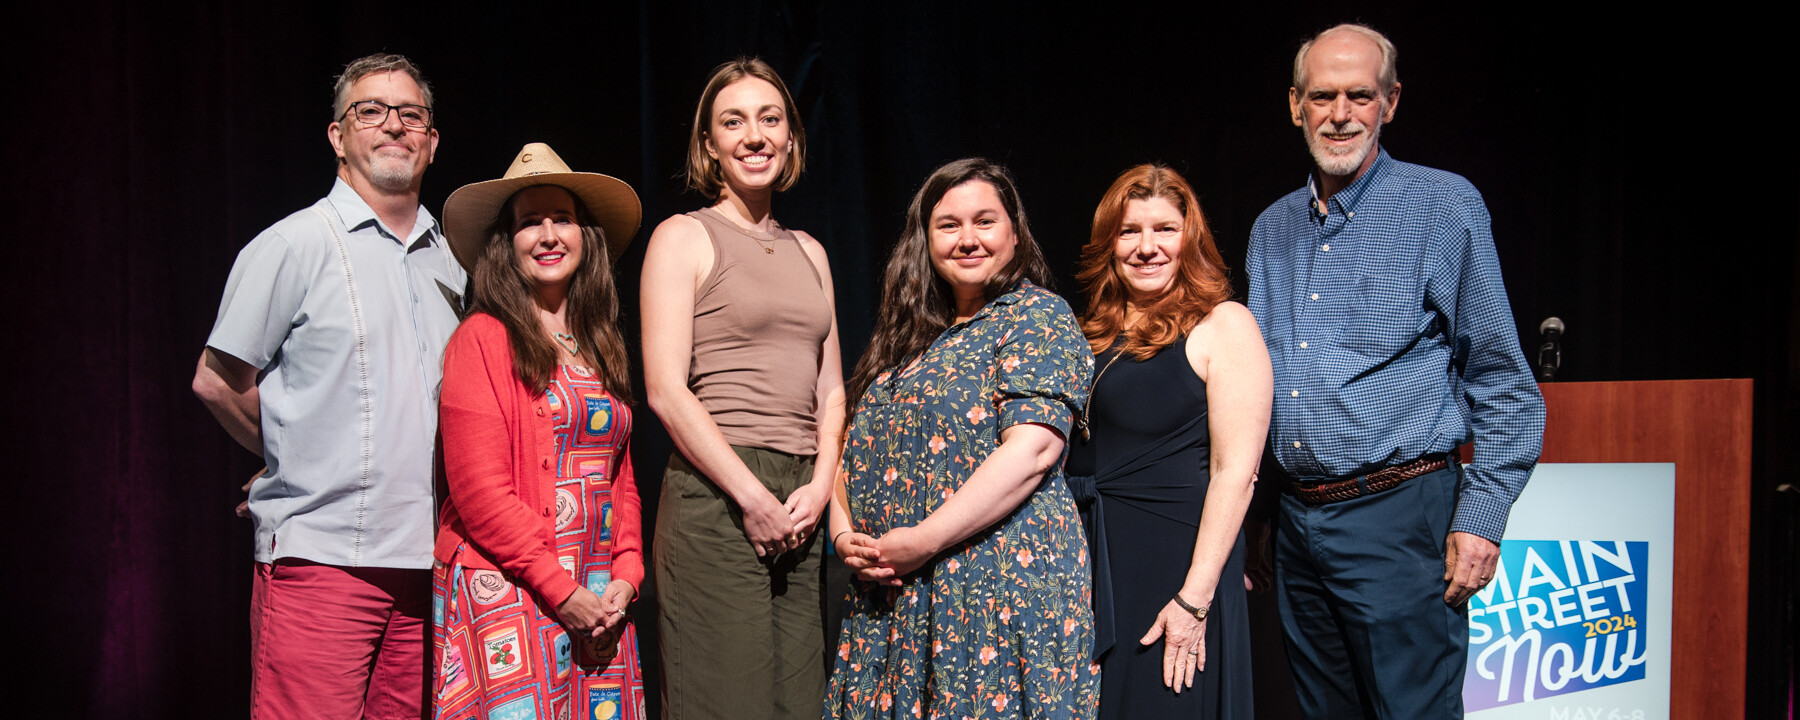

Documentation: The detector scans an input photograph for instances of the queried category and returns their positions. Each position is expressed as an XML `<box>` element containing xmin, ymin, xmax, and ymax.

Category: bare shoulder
<box><xmin>641</xmin><ymin>213</ymin><xmax>715</xmax><ymax>288</ymax></box>
<box><xmin>645</xmin><ymin>213</ymin><xmax>709</xmax><ymax>253</ymax></box>
<box><xmin>1195</xmin><ymin>301</ymin><xmax>1259</xmax><ymax>340</ymax></box>
<box><xmin>790</xmin><ymin>229</ymin><xmax>837</xmax><ymax>294</ymax></box>
<box><xmin>792</xmin><ymin>228</ymin><xmax>832</xmax><ymax>262</ymax></box>
<box><xmin>1186</xmin><ymin>302</ymin><xmax>1268</xmax><ymax>379</ymax></box>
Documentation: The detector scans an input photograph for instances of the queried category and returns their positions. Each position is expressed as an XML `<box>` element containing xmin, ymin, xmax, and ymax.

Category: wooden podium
<box><xmin>1533</xmin><ymin>380</ymin><xmax>1752</xmax><ymax>719</ymax></box>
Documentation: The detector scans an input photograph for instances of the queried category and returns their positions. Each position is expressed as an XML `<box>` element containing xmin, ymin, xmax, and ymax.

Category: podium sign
<box><xmin>1466</xmin><ymin>380</ymin><xmax>1749</xmax><ymax>719</ymax></box>
<box><xmin>1466</xmin><ymin>463</ymin><xmax>1675</xmax><ymax>718</ymax></box>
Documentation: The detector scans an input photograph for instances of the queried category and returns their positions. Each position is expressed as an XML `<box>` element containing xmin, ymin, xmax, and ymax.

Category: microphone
<box><xmin>1536</xmin><ymin>317</ymin><xmax>1564</xmax><ymax>382</ymax></box>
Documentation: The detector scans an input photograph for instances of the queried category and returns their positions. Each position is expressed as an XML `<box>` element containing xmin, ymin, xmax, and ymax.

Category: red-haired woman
<box><xmin>1066</xmin><ymin>164</ymin><xmax>1271</xmax><ymax>719</ymax></box>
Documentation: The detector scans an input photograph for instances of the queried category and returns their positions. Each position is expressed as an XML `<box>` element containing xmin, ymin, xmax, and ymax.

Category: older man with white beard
<box><xmin>1246</xmin><ymin>24</ymin><xmax>1544</xmax><ymax>719</ymax></box>
<box><xmin>193</xmin><ymin>53</ymin><xmax>465</xmax><ymax>719</ymax></box>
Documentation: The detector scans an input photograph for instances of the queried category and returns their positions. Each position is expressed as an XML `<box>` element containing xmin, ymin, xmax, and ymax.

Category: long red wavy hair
<box><xmin>1077</xmin><ymin>164</ymin><xmax>1232</xmax><ymax>360</ymax></box>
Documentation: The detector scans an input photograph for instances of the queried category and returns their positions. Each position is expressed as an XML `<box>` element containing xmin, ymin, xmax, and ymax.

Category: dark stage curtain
<box><xmin>4</xmin><ymin>2</ymin><xmax>1792</xmax><ymax>718</ymax></box>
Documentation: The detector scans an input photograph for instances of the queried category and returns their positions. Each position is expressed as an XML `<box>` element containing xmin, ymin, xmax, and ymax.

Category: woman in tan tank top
<box><xmin>639</xmin><ymin>58</ymin><xmax>843</xmax><ymax>720</ymax></box>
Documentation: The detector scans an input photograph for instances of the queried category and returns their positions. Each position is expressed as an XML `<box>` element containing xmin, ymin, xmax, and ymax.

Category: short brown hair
<box><xmin>684</xmin><ymin>58</ymin><xmax>807</xmax><ymax>199</ymax></box>
<box><xmin>331</xmin><ymin>53</ymin><xmax>435</xmax><ymax>120</ymax></box>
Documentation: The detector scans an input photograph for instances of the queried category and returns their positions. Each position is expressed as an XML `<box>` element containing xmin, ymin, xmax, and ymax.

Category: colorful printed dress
<box><xmin>435</xmin><ymin>364</ymin><xmax>645</xmax><ymax>720</ymax></box>
<box><xmin>825</xmin><ymin>282</ymin><xmax>1100</xmax><ymax>720</ymax></box>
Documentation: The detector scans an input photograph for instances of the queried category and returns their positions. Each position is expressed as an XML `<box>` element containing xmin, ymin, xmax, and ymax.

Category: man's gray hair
<box><xmin>1292</xmin><ymin>24</ymin><xmax>1399</xmax><ymax>94</ymax></box>
<box><xmin>330</xmin><ymin>53</ymin><xmax>434</xmax><ymax>119</ymax></box>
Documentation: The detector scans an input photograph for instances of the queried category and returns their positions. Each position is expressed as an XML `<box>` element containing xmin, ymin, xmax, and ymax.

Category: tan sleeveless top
<box><xmin>687</xmin><ymin>207</ymin><xmax>831</xmax><ymax>455</ymax></box>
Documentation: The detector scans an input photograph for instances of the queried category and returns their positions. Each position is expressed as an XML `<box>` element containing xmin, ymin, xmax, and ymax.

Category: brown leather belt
<box><xmin>1283</xmin><ymin>454</ymin><xmax>1450</xmax><ymax>506</ymax></box>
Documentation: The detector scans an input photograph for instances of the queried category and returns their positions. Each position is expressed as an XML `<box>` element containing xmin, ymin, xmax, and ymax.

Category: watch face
<box><xmin>1174</xmin><ymin>595</ymin><xmax>1210</xmax><ymax>621</ymax></box>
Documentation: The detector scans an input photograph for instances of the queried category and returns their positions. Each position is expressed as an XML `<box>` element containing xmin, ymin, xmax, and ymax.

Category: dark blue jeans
<box><xmin>1275</xmin><ymin>465</ymin><xmax>1468</xmax><ymax>719</ymax></box>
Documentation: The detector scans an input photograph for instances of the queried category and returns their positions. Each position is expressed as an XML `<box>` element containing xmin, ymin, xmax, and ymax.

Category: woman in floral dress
<box><xmin>825</xmin><ymin>158</ymin><xmax>1099</xmax><ymax>720</ymax></box>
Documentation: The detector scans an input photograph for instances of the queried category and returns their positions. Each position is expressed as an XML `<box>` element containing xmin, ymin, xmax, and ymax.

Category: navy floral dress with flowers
<box><xmin>825</xmin><ymin>282</ymin><xmax>1099</xmax><ymax>720</ymax></box>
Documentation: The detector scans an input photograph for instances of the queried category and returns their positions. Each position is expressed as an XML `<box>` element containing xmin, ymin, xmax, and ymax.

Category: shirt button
<box><xmin>1299</xmin><ymin>341</ymin><xmax>1309</xmax><ymax>349</ymax></box>
<box><xmin>1321</xmin><ymin>244</ymin><xmax>1331</xmax><ymax>252</ymax></box>
<box><xmin>1310</xmin><ymin>293</ymin><xmax>1320</xmax><ymax>301</ymax></box>
<box><xmin>1347</xmin><ymin>211</ymin><xmax>1356</xmax><ymax>219</ymax></box>
<box><xmin>1293</xmin><ymin>441</ymin><xmax>1302</xmax><ymax>449</ymax></box>
<box><xmin>541</xmin><ymin>458</ymin><xmax>551</xmax><ymax>469</ymax></box>
<box><xmin>535</xmin><ymin>407</ymin><xmax>545</xmax><ymax>417</ymax></box>
<box><xmin>1290</xmin><ymin>390</ymin><xmax>1299</xmax><ymax>397</ymax></box>
<box><xmin>541</xmin><ymin>508</ymin><xmax>551</xmax><ymax>517</ymax></box>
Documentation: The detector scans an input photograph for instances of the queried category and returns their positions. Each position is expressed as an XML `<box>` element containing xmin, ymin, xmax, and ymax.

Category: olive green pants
<box><xmin>654</xmin><ymin>446</ymin><xmax>825</xmax><ymax>720</ymax></box>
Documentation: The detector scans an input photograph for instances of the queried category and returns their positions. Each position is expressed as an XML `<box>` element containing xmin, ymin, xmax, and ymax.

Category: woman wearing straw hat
<box><xmin>639</xmin><ymin>58</ymin><xmax>841</xmax><ymax>718</ymax></box>
<box><xmin>432</xmin><ymin>143</ymin><xmax>646</xmax><ymax>720</ymax></box>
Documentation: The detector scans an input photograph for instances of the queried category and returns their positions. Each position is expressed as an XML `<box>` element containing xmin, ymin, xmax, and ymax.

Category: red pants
<box><xmin>251</xmin><ymin>561</ymin><xmax>430</xmax><ymax>719</ymax></box>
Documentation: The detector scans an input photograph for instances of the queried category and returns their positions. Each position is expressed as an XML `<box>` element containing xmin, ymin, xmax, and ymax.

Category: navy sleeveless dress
<box><xmin>1065</xmin><ymin>339</ymin><xmax>1253</xmax><ymax>719</ymax></box>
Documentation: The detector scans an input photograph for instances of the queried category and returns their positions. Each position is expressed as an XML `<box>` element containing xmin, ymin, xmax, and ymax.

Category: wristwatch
<box><xmin>1173</xmin><ymin>593</ymin><xmax>1210</xmax><ymax>622</ymax></box>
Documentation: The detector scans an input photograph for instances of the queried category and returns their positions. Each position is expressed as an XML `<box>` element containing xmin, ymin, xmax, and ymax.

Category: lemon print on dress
<box><xmin>584</xmin><ymin>396</ymin><xmax>613</xmax><ymax>435</ymax></box>
<box><xmin>589</xmin><ymin>685</ymin><xmax>623</xmax><ymax>720</ymax></box>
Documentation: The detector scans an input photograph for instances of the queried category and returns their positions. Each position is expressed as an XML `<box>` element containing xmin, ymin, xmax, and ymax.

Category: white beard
<box><xmin>1307</xmin><ymin>120</ymin><xmax>1379</xmax><ymax>178</ymax></box>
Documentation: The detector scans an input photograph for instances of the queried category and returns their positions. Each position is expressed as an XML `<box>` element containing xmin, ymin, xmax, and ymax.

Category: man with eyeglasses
<box><xmin>193</xmin><ymin>53</ymin><xmax>464</xmax><ymax>719</ymax></box>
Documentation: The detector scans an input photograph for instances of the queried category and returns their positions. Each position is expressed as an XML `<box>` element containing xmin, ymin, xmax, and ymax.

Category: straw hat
<box><xmin>442</xmin><ymin>143</ymin><xmax>641</xmax><ymax>271</ymax></box>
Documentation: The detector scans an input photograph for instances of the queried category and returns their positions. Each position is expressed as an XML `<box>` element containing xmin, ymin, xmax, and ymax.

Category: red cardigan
<box><xmin>434</xmin><ymin>313</ymin><xmax>644</xmax><ymax>608</ymax></box>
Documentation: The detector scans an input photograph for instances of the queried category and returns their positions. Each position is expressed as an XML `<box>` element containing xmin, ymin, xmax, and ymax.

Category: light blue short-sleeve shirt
<box><xmin>208</xmin><ymin>178</ymin><xmax>466</xmax><ymax>569</ymax></box>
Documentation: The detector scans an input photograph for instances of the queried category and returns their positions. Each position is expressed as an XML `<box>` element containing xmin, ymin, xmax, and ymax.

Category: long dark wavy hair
<box><xmin>470</xmin><ymin>186</ymin><xmax>634</xmax><ymax>403</ymax></box>
<box><xmin>1077</xmin><ymin>164</ymin><xmax>1231</xmax><ymax>360</ymax></box>
<box><xmin>845</xmin><ymin>158</ymin><xmax>1052</xmax><ymax>414</ymax></box>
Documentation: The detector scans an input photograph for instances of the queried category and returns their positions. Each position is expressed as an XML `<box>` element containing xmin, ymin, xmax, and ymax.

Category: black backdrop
<box><xmin>5</xmin><ymin>2</ymin><xmax>1794</xmax><ymax>717</ymax></box>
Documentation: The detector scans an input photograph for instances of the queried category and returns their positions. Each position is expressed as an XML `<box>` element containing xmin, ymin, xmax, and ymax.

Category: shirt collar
<box><xmin>953</xmin><ymin>279</ymin><xmax>1036</xmax><ymax>328</ymax></box>
<box><xmin>324</xmin><ymin>177</ymin><xmax>440</xmax><ymax>247</ymax></box>
<box><xmin>1308</xmin><ymin>147</ymin><xmax>1391</xmax><ymax>220</ymax></box>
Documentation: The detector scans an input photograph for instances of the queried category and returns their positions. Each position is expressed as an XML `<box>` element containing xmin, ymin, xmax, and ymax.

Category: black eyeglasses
<box><xmin>341</xmin><ymin>100</ymin><xmax>433</xmax><ymax>129</ymax></box>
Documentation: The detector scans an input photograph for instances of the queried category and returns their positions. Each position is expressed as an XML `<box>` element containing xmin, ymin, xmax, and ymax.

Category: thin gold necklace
<box><xmin>716</xmin><ymin>206</ymin><xmax>778</xmax><ymax>253</ymax></box>
<box><xmin>1077</xmin><ymin>348</ymin><xmax>1127</xmax><ymax>443</ymax></box>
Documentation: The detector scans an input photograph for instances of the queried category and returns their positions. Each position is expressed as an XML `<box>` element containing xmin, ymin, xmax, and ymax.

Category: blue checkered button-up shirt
<box><xmin>1247</xmin><ymin>149</ymin><xmax>1545</xmax><ymax>543</ymax></box>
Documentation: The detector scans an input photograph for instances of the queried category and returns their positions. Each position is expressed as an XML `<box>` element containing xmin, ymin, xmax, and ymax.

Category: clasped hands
<box><xmin>556</xmin><ymin>579</ymin><xmax>637</xmax><ymax>639</ymax></box>
<box><xmin>740</xmin><ymin>481</ymin><xmax>831</xmax><ymax>558</ymax></box>
<box><xmin>834</xmin><ymin>526</ymin><xmax>939</xmax><ymax>586</ymax></box>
